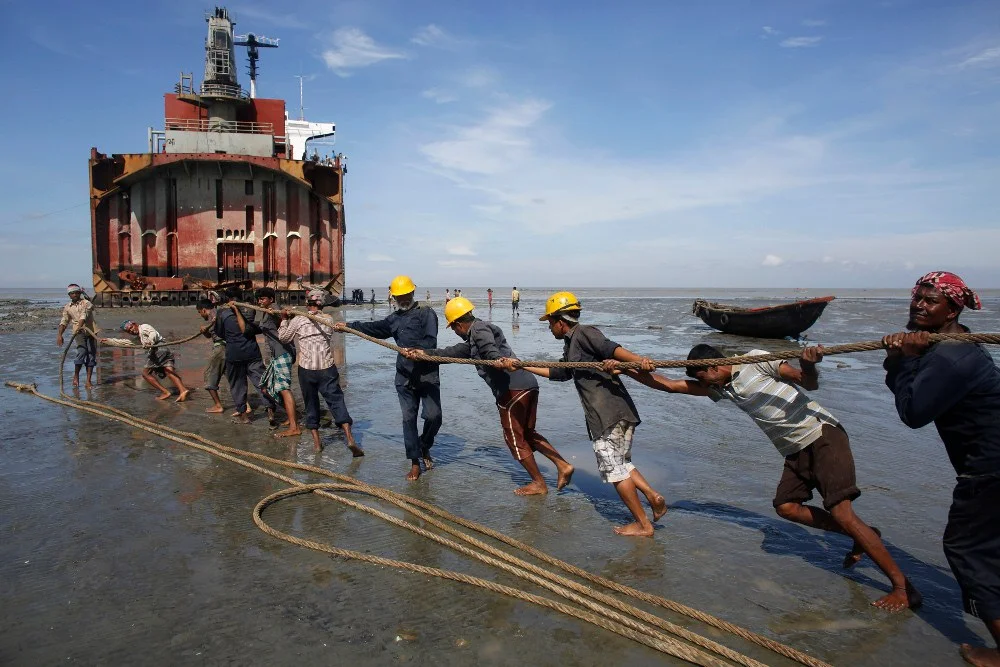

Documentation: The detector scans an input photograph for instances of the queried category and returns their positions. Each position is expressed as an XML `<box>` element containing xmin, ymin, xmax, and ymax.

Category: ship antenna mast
<box><xmin>234</xmin><ymin>32</ymin><xmax>279</xmax><ymax>99</ymax></box>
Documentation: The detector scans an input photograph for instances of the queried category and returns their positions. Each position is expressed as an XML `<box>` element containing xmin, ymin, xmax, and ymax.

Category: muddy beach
<box><xmin>2</xmin><ymin>287</ymin><xmax>998</xmax><ymax>665</ymax></box>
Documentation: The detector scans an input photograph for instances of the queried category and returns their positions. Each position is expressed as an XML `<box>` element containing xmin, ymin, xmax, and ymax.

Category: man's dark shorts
<box><xmin>773</xmin><ymin>423</ymin><xmax>860</xmax><ymax>510</ymax></box>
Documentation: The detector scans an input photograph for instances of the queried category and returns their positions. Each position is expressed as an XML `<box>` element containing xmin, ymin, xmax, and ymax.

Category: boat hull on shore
<box><xmin>691</xmin><ymin>296</ymin><xmax>835</xmax><ymax>338</ymax></box>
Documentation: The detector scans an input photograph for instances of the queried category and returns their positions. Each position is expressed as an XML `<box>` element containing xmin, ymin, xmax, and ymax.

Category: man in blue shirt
<box><xmin>214</xmin><ymin>287</ymin><xmax>275</xmax><ymax>424</ymax></box>
<box><xmin>336</xmin><ymin>275</ymin><xmax>441</xmax><ymax>480</ymax></box>
<box><xmin>884</xmin><ymin>271</ymin><xmax>1000</xmax><ymax>666</ymax></box>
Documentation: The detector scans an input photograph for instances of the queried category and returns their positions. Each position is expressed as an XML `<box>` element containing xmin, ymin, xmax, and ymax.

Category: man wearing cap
<box><xmin>336</xmin><ymin>275</ymin><xmax>441</xmax><ymax>481</ymax></box>
<box><xmin>214</xmin><ymin>287</ymin><xmax>275</xmax><ymax>424</ymax></box>
<box><xmin>102</xmin><ymin>321</ymin><xmax>191</xmax><ymax>402</ymax></box>
<box><xmin>278</xmin><ymin>289</ymin><xmax>363</xmax><ymax>455</ymax></box>
<box><xmin>57</xmin><ymin>284</ymin><xmax>98</xmax><ymax>388</ymax></box>
<box><xmin>506</xmin><ymin>292</ymin><xmax>667</xmax><ymax>537</ymax></box>
<box><xmin>403</xmin><ymin>297</ymin><xmax>575</xmax><ymax>495</ymax></box>
<box><xmin>883</xmin><ymin>271</ymin><xmax>1000</xmax><ymax>665</ymax></box>
<box><xmin>256</xmin><ymin>287</ymin><xmax>301</xmax><ymax>436</ymax></box>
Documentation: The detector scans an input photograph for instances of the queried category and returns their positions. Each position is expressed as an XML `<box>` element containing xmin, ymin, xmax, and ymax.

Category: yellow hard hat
<box><xmin>444</xmin><ymin>297</ymin><xmax>474</xmax><ymax>326</ymax></box>
<box><xmin>389</xmin><ymin>275</ymin><xmax>416</xmax><ymax>297</ymax></box>
<box><xmin>540</xmin><ymin>291</ymin><xmax>581</xmax><ymax>321</ymax></box>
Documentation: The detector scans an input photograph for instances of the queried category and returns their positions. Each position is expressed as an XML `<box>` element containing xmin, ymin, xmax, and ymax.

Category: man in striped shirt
<box><xmin>278</xmin><ymin>290</ymin><xmax>363</xmax><ymax>456</ymax></box>
<box><xmin>626</xmin><ymin>343</ymin><xmax>920</xmax><ymax>612</ymax></box>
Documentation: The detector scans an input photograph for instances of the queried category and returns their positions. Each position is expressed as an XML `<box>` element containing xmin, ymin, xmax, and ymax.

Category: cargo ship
<box><xmin>88</xmin><ymin>7</ymin><xmax>346</xmax><ymax>307</ymax></box>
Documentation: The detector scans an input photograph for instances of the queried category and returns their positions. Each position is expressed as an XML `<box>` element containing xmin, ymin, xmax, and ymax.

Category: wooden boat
<box><xmin>691</xmin><ymin>296</ymin><xmax>835</xmax><ymax>338</ymax></box>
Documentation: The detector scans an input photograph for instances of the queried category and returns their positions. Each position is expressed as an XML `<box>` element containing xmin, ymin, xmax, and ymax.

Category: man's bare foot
<box><xmin>845</xmin><ymin>526</ymin><xmax>882</xmax><ymax>568</ymax></box>
<box><xmin>872</xmin><ymin>580</ymin><xmax>922</xmax><ymax>613</ymax></box>
<box><xmin>960</xmin><ymin>645</ymin><xmax>1000</xmax><ymax>667</ymax></box>
<box><xmin>84</xmin><ymin>381</ymin><xmax>93</xmax><ymax>388</ymax></box>
<box><xmin>231</xmin><ymin>410</ymin><xmax>241</xmax><ymax>417</ymax></box>
<box><xmin>72</xmin><ymin>378</ymin><xmax>80</xmax><ymax>387</ymax></box>
<box><xmin>406</xmin><ymin>464</ymin><xmax>421</xmax><ymax>481</ymax></box>
<box><xmin>514</xmin><ymin>480</ymin><xmax>547</xmax><ymax>496</ymax></box>
<box><xmin>422</xmin><ymin>455</ymin><xmax>434</xmax><ymax>471</ymax></box>
<box><xmin>175</xmin><ymin>389</ymin><xmax>192</xmax><ymax>403</ymax></box>
<box><xmin>233</xmin><ymin>413</ymin><xmax>252</xmax><ymax>424</ymax></box>
<box><xmin>556</xmin><ymin>464</ymin><xmax>575</xmax><ymax>490</ymax></box>
<box><xmin>156</xmin><ymin>392</ymin><xmax>172</xmax><ymax>400</ymax></box>
<box><xmin>206</xmin><ymin>405</ymin><xmax>224</xmax><ymax>414</ymax></box>
<box><xmin>274</xmin><ymin>427</ymin><xmax>303</xmax><ymax>438</ymax></box>
<box><xmin>651</xmin><ymin>494</ymin><xmax>668</xmax><ymax>521</ymax></box>
<box><xmin>613</xmin><ymin>521</ymin><xmax>654</xmax><ymax>537</ymax></box>
<box><xmin>347</xmin><ymin>443</ymin><xmax>365</xmax><ymax>457</ymax></box>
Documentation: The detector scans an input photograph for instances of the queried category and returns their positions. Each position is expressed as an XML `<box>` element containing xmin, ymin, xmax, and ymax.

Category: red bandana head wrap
<box><xmin>913</xmin><ymin>271</ymin><xmax>981</xmax><ymax>310</ymax></box>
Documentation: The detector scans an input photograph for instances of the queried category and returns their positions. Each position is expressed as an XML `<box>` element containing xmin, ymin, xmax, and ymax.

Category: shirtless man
<box><xmin>196</xmin><ymin>299</ymin><xmax>226</xmax><ymax>413</ymax></box>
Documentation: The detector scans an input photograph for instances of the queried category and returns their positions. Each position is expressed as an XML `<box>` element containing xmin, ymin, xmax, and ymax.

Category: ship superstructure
<box><xmin>89</xmin><ymin>6</ymin><xmax>345</xmax><ymax>306</ymax></box>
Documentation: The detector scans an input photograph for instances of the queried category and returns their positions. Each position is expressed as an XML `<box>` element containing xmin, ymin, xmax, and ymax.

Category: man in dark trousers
<box><xmin>404</xmin><ymin>296</ymin><xmax>574</xmax><ymax>495</ymax></box>
<box><xmin>336</xmin><ymin>275</ymin><xmax>441</xmax><ymax>480</ymax></box>
<box><xmin>883</xmin><ymin>271</ymin><xmax>1000</xmax><ymax>666</ymax></box>
<box><xmin>214</xmin><ymin>287</ymin><xmax>275</xmax><ymax>424</ymax></box>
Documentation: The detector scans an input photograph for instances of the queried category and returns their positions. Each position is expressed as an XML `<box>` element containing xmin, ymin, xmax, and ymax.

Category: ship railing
<box><xmin>200</xmin><ymin>82</ymin><xmax>250</xmax><ymax>100</ymax></box>
<box><xmin>165</xmin><ymin>118</ymin><xmax>275</xmax><ymax>135</ymax></box>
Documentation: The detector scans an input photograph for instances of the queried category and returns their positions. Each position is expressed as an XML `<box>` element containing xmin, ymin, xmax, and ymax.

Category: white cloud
<box><xmin>446</xmin><ymin>245</ymin><xmax>477</xmax><ymax>256</ymax></box>
<box><xmin>367</xmin><ymin>253</ymin><xmax>395</xmax><ymax>262</ymax></box>
<box><xmin>411</xmin><ymin>24</ymin><xmax>458</xmax><ymax>48</ymax></box>
<box><xmin>762</xmin><ymin>254</ymin><xmax>785</xmax><ymax>267</ymax></box>
<box><xmin>802</xmin><ymin>19</ymin><xmax>827</xmax><ymax>27</ymax></box>
<box><xmin>460</xmin><ymin>67</ymin><xmax>499</xmax><ymax>88</ymax></box>
<box><xmin>780</xmin><ymin>36</ymin><xmax>823</xmax><ymax>48</ymax></box>
<box><xmin>438</xmin><ymin>259</ymin><xmax>486</xmax><ymax>269</ymax></box>
<box><xmin>422</xmin><ymin>88</ymin><xmax>458</xmax><ymax>104</ymax></box>
<box><xmin>761</xmin><ymin>26</ymin><xmax>779</xmax><ymax>38</ymax></box>
<box><xmin>321</xmin><ymin>28</ymin><xmax>407</xmax><ymax>76</ymax></box>
<box><xmin>957</xmin><ymin>46</ymin><xmax>1000</xmax><ymax>69</ymax></box>
<box><xmin>420</xmin><ymin>99</ymin><xmax>552</xmax><ymax>175</ymax></box>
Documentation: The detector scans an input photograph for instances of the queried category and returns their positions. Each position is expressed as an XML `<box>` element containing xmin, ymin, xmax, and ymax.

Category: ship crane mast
<box><xmin>233</xmin><ymin>33</ymin><xmax>279</xmax><ymax>99</ymax></box>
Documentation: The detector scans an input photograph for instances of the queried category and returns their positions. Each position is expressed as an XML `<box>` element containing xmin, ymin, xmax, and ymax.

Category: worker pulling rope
<box><xmin>0</xmin><ymin>333</ymin><xmax>844</xmax><ymax>667</ymax></box>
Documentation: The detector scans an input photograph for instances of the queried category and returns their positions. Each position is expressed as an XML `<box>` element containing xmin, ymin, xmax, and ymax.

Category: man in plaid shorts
<box><xmin>255</xmin><ymin>287</ymin><xmax>301</xmax><ymax>437</ymax></box>
<box><xmin>513</xmin><ymin>291</ymin><xmax>666</xmax><ymax>537</ymax></box>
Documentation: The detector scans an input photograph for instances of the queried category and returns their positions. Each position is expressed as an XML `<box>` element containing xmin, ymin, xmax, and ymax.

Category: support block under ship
<box><xmin>89</xmin><ymin>7</ymin><xmax>346</xmax><ymax>307</ymax></box>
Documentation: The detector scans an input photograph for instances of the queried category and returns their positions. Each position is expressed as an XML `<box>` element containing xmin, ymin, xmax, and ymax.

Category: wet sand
<box><xmin>2</xmin><ymin>289</ymin><xmax>998</xmax><ymax>665</ymax></box>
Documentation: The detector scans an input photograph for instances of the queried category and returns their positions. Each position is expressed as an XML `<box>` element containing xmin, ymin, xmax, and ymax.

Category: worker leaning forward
<box><xmin>508</xmin><ymin>292</ymin><xmax>666</xmax><ymax>537</ymax></box>
<box><xmin>404</xmin><ymin>297</ymin><xmax>575</xmax><ymax>495</ymax></box>
<box><xmin>56</xmin><ymin>283</ymin><xmax>98</xmax><ymax>388</ymax></box>
<box><xmin>336</xmin><ymin>275</ymin><xmax>441</xmax><ymax>481</ymax></box>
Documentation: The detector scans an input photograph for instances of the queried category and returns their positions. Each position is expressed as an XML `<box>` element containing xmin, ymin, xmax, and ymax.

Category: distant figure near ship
<box><xmin>511</xmin><ymin>286</ymin><xmax>520</xmax><ymax>316</ymax></box>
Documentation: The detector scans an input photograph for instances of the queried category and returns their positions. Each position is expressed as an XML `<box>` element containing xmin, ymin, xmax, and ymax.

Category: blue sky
<box><xmin>2</xmin><ymin>0</ymin><xmax>999</xmax><ymax>288</ymax></box>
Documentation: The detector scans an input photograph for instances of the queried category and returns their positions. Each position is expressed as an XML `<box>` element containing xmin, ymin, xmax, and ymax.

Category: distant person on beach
<box><xmin>445</xmin><ymin>288</ymin><xmax>451</xmax><ymax>304</ymax></box>
<box><xmin>196</xmin><ymin>300</ymin><xmax>226</xmax><ymax>413</ymax></box>
<box><xmin>336</xmin><ymin>275</ymin><xmax>440</xmax><ymax>481</ymax></box>
<box><xmin>370</xmin><ymin>289</ymin><xmax>375</xmax><ymax>305</ymax></box>
<box><xmin>405</xmin><ymin>297</ymin><xmax>574</xmax><ymax>495</ymax></box>
<box><xmin>487</xmin><ymin>288</ymin><xmax>493</xmax><ymax>308</ymax></box>
<box><xmin>256</xmin><ymin>288</ymin><xmax>302</xmax><ymax>436</ymax></box>
<box><xmin>883</xmin><ymin>271</ymin><xmax>1000</xmax><ymax>663</ymax></box>
<box><xmin>511</xmin><ymin>287</ymin><xmax>520</xmax><ymax>315</ymax></box>
<box><xmin>624</xmin><ymin>344</ymin><xmax>919</xmax><ymax>611</ymax></box>
<box><xmin>215</xmin><ymin>287</ymin><xmax>275</xmax><ymax>424</ymax></box>
<box><xmin>506</xmin><ymin>291</ymin><xmax>666</xmax><ymax>536</ymax></box>
<box><xmin>57</xmin><ymin>284</ymin><xmax>98</xmax><ymax>388</ymax></box>
<box><xmin>426</xmin><ymin>289</ymin><xmax>431</xmax><ymax>303</ymax></box>
<box><xmin>279</xmin><ymin>289</ymin><xmax>362</xmax><ymax>455</ymax></box>
<box><xmin>102</xmin><ymin>320</ymin><xmax>192</xmax><ymax>403</ymax></box>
